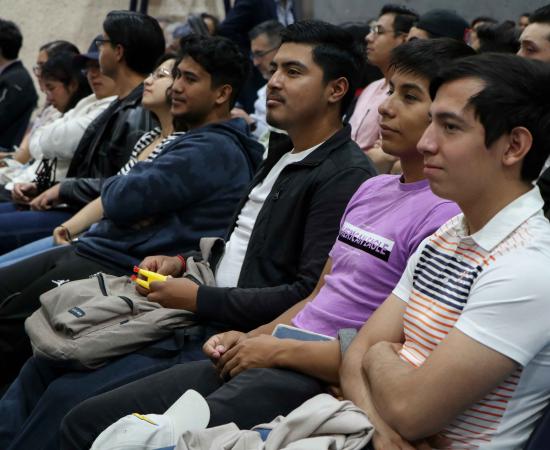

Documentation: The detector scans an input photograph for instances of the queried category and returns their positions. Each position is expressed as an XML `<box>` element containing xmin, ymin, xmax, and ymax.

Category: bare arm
<box><xmin>339</xmin><ymin>294</ymin><xmax>415</xmax><ymax>449</ymax></box>
<box><xmin>203</xmin><ymin>258</ymin><xmax>332</xmax><ymax>358</ymax></box>
<box><xmin>53</xmin><ymin>197</ymin><xmax>104</xmax><ymax>243</ymax></box>
<box><xmin>365</xmin><ymin>328</ymin><xmax>518</xmax><ymax>441</ymax></box>
<box><xmin>6</xmin><ymin>133</ymin><xmax>32</xmax><ymax>164</ymax></box>
<box><xmin>249</xmin><ymin>258</ymin><xmax>333</xmax><ymax>336</ymax></box>
<box><xmin>366</xmin><ymin>142</ymin><xmax>398</xmax><ymax>174</ymax></box>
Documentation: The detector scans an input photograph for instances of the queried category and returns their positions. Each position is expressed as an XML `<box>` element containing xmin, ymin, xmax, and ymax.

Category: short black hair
<box><xmin>39</xmin><ymin>40</ymin><xmax>79</xmax><ymax>57</ymax></box>
<box><xmin>389</xmin><ymin>38</ymin><xmax>475</xmax><ymax>82</ymax></box>
<box><xmin>41</xmin><ymin>51</ymin><xmax>92</xmax><ymax>111</ymax></box>
<box><xmin>103</xmin><ymin>10</ymin><xmax>165</xmax><ymax>75</ymax></box>
<box><xmin>248</xmin><ymin>20</ymin><xmax>284</xmax><ymax>46</ymax></box>
<box><xmin>178</xmin><ymin>35</ymin><xmax>249</xmax><ymax>108</ymax></box>
<box><xmin>0</xmin><ymin>19</ymin><xmax>22</xmax><ymax>59</ymax></box>
<box><xmin>471</xmin><ymin>16</ymin><xmax>498</xmax><ymax>28</ymax></box>
<box><xmin>380</xmin><ymin>4</ymin><xmax>419</xmax><ymax>35</ymax></box>
<box><xmin>430</xmin><ymin>54</ymin><xmax>550</xmax><ymax>182</ymax></box>
<box><xmin>477</xmin><ymin>22</ymin><xmax>520</xmax><ymax>54</ymax></box>
<box><xmin>280</xmin><ymin>20</ymin><xmax>365</xmax><ymax>114</ymax></box>
<box><xmin>200</xmin><ymin>12</ymin><xmax>219</xmax><ymax>33</ymax></box>
<box><xmin>529</xmin><ymin>5</ymin><xmax>550</xmax><ymax>25</ymax></box>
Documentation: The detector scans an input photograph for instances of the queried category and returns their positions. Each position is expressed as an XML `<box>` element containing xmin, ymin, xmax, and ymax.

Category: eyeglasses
<box><xmin>94</xmin><ymin>38</ymin><xmax>112</xmax><ymax>48</ymax></box>
<box><xmin>149</xmin><ymin>67</ymin><xmax>172</xmax><ymax>81</ymax></box>
<box><xmin>369</xmin><ymin>24</ymin><xmax>399</xmax><ymax>36</ymax></box>
<box><xmin>250</xmin><ymin>46</ymin><xmax>278</xmax><ymax>60</ymax></box>
<box><xmin>81</xmin><ymin>64</ymin><xmax>101</xmax><ymax>76</ymax></box>
<box><xmin>32</xmin><ymin>63</ymin><xmax>43</xmax><ymax>77</ymax></box>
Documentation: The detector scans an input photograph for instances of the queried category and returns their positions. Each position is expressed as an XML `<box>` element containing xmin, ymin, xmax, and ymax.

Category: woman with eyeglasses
<box><xmin>0</xmin><ymin>44</ymin><xmax>118</xmax><ymax>259</ymax></box>
<box><xmin>0</xmin><ymin>40</ymin><xmax>79</xmax><ymax>167</ymax></box>
<box><xmin>0</xmin><ymin>55</ymin><xmax>181</xmax><ymax>266</ymax></box>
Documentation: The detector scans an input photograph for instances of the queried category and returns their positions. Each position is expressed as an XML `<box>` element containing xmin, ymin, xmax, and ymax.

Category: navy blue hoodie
<box><xmin>75</xmin><ymin>118</ymin><xmax>263</xmax><ymax>270</ymax></box>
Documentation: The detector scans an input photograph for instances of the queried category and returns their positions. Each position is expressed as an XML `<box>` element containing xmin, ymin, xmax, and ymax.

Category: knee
<box><xmin>60</xmin><ymin>401</ymin><xmax>96</xmax><ymax>450</ymax></box>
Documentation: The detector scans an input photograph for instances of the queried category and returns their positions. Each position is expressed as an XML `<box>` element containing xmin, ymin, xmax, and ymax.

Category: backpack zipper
<box><xmin>97</xmin><ymin>273</ymin><xmax>108</xmax><ymax>296</ymax></box>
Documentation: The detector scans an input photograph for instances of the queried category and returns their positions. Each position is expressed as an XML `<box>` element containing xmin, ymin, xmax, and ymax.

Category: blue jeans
<box><xmin>0</xmin><ymin>236</ymin><xmax>56</xmax><ymax>268</ymax></box>
<box><xmin>0</xmin><ymin>203</ymin><xmax>72</xmax><ymax>255</ymax></box>
<box><xmin>0</xmin><ymin>327</ymin><xmax>219</xmax><ymax>450</ymax></box>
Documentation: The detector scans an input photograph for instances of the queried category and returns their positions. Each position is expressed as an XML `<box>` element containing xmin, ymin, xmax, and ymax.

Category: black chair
<box><xmin>524</xmin><ymin>401</ymin><xmax>550</xmax><ymax>449</ymax></box>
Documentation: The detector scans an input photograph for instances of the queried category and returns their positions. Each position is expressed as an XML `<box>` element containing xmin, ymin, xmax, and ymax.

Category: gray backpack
<box><xmin>24</xmin><ymin>273</ymin><xmax>196</xmax><ymax>370</ymax></box>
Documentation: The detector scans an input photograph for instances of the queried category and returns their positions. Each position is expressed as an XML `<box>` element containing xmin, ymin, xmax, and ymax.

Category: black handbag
<box><xmin>34</xmin><ymin>157</ymin><xmax>57</xmax><ymax>194</ymax></box>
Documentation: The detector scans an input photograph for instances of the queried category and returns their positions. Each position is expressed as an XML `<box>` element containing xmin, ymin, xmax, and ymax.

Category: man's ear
<box><xmin>397</xmin><ymin>33</ymin><xmax>409</xmax><ymax>44</ymax></box>
<box><xmin>214</xmin><ymin>84</ymin><xmax>233</xmax><ymax>106</ymax></box>
<box><xmin>502</xmin><ymin>126</ymin><xmax>533</xmax><ymax>168</ymax></box>
<box><xmin>327</xmin><ymin>76</ymin><xmax>349</xmax><ymax>106</ymax></box>
<box><xmin>113</xmin><ymin>44</ymin><xmax>124</xmax><ymax>64</ymax></box>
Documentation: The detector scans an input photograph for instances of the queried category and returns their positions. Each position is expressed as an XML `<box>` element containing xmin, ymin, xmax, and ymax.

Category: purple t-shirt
<box><xmin>291</xmin><ymin>174</ymin><xmax>460</xmax><ymax>337</ymax></box>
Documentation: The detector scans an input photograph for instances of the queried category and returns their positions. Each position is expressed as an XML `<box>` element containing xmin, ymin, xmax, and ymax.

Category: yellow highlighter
<box><xmin>131</xmin><ymin>266</ymin><xmax>167</xmax><ymax>290</ymax></box>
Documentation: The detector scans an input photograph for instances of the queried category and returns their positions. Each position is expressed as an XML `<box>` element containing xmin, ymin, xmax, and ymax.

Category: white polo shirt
<box><xmin>393</xmin><ymin>187</ymin><xmax>550</xmax><ymax>449</ymax></box>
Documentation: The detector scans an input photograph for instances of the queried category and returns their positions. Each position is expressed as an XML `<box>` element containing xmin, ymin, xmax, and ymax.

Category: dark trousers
<box><xmin>0</xmin><ymin>331</ymin><xmax>211</xmax><ymax>450</ymax></box>
<box><xmin>61</xmin><ymin>360</ymin><xmax>325</xmax><ymax>450</ymax></box>
<box><xmin>0</xmin><ymin>246</ymin><xmax>126</xmax><ymax>387</ymax></box>
<box><xmin>0</xmin><ymin>202</ymin><xmax>72</xmax><ymax>254</ymax></box>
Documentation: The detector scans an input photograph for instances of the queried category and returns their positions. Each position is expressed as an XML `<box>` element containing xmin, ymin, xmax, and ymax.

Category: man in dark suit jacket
<box><xmin>0</xmin><ymin>19</ymin><xmax>37</xmax><ymax>150</ymax></box>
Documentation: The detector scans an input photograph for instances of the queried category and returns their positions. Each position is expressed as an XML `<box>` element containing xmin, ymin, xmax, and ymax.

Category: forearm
<box><xmin>61</xmin><ymin>197</ymin><xmax>104</xmax><ymax>236</ymax></box>
<box><xmin>364</xmin><ymin>344</ymin><xmax>415</xmax><ymax>432</ymax></box>
<box><xmin>247</xmin><ymin>259</ymin><xmax>333</xmax><ymax>337</ymax></box>
<box><xmin>341</xmin><ymin>340</ymin><xmax>408</xmax><ymax>441</ymax></box>
<box><xmin>14</xmin><ymin>134</ymin><xmax>31</xmax><ymax>164</ymax></box>
<box><xmin>366</xmin><ymin>145</ymin><xmax>398</xmax><ymax>174</ymax></box>
<box><xmin>276</xmin><ymin>339</ymin><xmax>341</xmax><ymax>384</ymax></box>
<box><xmin>248</xmin><ymin>297</ymin><xmax>312</xmax><ymax>337</ymax></box>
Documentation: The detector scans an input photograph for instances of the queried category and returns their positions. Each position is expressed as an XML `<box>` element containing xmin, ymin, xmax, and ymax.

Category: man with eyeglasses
<box><xmin>0</xmin><ymin>18</ymin><xmax>38</xmax><ymax>152</ymax></box>
<box><xmin>232</xmin><ymin>20</ymin><xmax>284</xmax><ymax>143</ymax></box>
<box><xmin>348</xmin><ymin>5</ymin><xmax>417</xmax><ymax>169</ymax></box>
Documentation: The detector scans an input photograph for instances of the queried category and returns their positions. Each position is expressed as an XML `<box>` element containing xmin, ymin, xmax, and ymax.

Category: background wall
<box><xmin>305</xmin><ymin>0</ymin><xmax>549</xmax><ymax>24</ymax></box>
<box><xmin>0</xmin><ymin>0</ymin><xmax>224</xmax><ymax>102</ymax></box>
<box><xmin>1</xmin><ymin>0</ymin><xmax>547</xmax><ymax>103</ymax></box>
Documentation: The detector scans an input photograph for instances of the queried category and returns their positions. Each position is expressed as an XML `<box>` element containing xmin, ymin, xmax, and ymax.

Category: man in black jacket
<box><xmin>55</xmin><ymin>21</ymin><xmax>375</xmax><ymax>448</ymax></box>
<box><xmin>0</xmin><ymin>19</ymin><xmax>37</xmax><ymax>150</ymax></box>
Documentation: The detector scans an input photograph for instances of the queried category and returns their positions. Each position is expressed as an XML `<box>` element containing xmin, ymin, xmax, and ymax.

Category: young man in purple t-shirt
<box><xmin>61</xmin><ymin>39</ymin><xmax>476</xmax><ymax>439</ymax></box>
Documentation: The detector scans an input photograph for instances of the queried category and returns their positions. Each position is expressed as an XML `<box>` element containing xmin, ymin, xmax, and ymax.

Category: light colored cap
<box><xmin>90</xmin><ymin>389</ymin><xmax>210</xmax><ymax>450</ymax></box>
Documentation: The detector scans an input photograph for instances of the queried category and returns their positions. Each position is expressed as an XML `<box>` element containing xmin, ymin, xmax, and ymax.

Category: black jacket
<box><xmin>196</xmin><ymin>125</ymin><xmax>377</xmax><ymax>330</ymax></box>
<box><xmin>60</xmin><ymin>84</ymin><xmax>155</xmax><ymax>207</ymax></box>
<box><xmin>0</xmin><ymin>61</ymin><xmax>38</xmax><ymax>149</ymax></box>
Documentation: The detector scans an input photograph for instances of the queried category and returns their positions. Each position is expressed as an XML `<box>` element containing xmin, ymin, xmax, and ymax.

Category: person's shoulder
<box><xmin>323</xmin><ymin>135</ymin><xmax>376</xmax><ymax>174</ymax></box>
<box><xmin>0</xmin><ymin>61</ymin><xmax>34</xmax><ymax>86</ymax></box>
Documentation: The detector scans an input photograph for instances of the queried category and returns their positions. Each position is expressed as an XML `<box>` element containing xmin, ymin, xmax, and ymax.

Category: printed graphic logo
<box><xmin>68</xmin><ymin>307</ymin><xmax>86</xmax><ymax>318</ymax></box>
<box><xmin>338</xmin><ymin>221</ymin><xmax>395</xmax><ymax>262</ymax></box>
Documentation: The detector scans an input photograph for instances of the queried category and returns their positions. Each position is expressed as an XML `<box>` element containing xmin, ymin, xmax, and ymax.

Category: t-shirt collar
<box><xmin>456</xmin><ymin>187</ymin><xmax>544</xmax><ymax>251</ymax></box>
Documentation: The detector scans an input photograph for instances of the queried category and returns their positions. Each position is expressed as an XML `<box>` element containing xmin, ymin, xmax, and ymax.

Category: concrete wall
<box><xmin>305</xmin><ymin>0</ymin><xmax>549</xmax><ymax>24</ymax></box>
<box><xmin>0</xmin><ymin>0</ymin><xmax>224</xmax><ymax>102</ymax></box>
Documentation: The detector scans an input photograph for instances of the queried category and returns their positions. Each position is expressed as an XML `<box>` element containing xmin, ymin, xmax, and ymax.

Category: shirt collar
<box><xmin>457</xmin><ymin>187</ymin><xmax>544</xmax><ymax>251</ymax></box>
<box><xmin>0</xmin><ymin>59</ymin><xmax>18</xmax><ymax>75</ymax></box>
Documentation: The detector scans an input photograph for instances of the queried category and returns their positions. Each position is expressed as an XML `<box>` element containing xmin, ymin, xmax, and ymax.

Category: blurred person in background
<box><xmin>407</xmin><ymin>9</ymin><xmax>468</xmax><ymax>42</ymax></box>
<box><xmin>476</xmin><ymin>21</ymin><xmax>520</xmax><ymax>53</ymax></box>
<box><xmin>231</xmin><ymin>20</ymin><xmax>284</xmax><ymax>144</ymax></box>
<box><xmin>0</xmin><ymin>19</ymin><xmax>37</xmax><ymax>151</ymax></box>
<box><xmin>0</xmin><ymin>40</ymin><xmax>79</xmax><ymax>181</ymax></box>
<box><xmin>519</xmin><ymin>12</ymin><xmax>530</xmax><ymax>30</ymax></box>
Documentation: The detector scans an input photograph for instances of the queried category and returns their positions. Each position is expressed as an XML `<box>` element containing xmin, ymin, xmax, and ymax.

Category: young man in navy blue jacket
<box><xmin>0</xmin><ymin>35</ymin><xmax>264</xmax><ymax>388</ymax></box>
